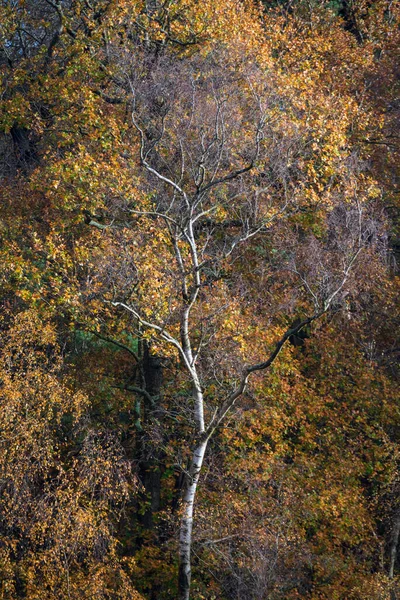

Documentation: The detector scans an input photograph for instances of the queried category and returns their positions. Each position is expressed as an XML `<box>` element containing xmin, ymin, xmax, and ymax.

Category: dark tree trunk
<box><xmin>389</xmin><ymin>509</ymin><xmax>400</xmax><ymax>579</ymax></box>
<box><xmin>10</xmin><ymin>125</ymin><xmax>37</xmax><ymax>170</ymax></box>
<box><xmin>138</xmin><ymin>344</ymin><xmax>164</xmax><ymax>531</ymax></box>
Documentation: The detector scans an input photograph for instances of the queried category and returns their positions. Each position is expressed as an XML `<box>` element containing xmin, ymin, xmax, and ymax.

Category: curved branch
<box><xmin>88</xmin><ymin>330</ymin><xmax>139</xmax><ymax>361</ymax></box>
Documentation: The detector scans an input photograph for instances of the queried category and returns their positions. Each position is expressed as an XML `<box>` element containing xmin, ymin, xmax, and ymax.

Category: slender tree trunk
<box><xmin>139</xmin><ymin>345</ymin><xmax>164</xmax><ymax>531</ymax></box>
<box><xmin>178</xmin><ymin>438</ymin><xmax>208</xmax><ymax>600</ymax></box>
<box><xmin>389</xmin><ymin>509</ymin><xmax>400</xmax><ymax>579</ymax></box>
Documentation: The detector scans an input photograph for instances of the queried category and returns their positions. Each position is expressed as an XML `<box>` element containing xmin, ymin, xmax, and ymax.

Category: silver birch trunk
<box><xmin>178</xmin><ymin>438</ymin><xmax>208</xmax><ymax>600</ymax></box>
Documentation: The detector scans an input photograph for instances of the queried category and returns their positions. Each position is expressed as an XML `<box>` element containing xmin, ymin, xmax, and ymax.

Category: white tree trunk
<box><xmin>178</xmin><ymin>439</ymin><xmax>208</xmax><ymax>600</ymax></box>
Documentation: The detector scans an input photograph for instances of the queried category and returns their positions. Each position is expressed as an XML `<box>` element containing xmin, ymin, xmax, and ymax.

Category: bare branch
<box><xmin>88</xmin><ymin>330</ymin><xmax>139</xmax><ymax>362</ymax></box>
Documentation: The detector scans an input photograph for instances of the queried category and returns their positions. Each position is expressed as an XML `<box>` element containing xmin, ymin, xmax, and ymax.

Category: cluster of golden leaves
<box><xmin>0</xmin><ymin>0</ymin><xmax>399</xmax><ymax>598</ymax></box>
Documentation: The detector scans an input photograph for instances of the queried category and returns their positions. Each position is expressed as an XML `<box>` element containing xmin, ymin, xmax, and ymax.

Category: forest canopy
<box><xmin>0</xmin><ymin>1</ymin><xmax>399</xmax><ymax>599</ymax></box>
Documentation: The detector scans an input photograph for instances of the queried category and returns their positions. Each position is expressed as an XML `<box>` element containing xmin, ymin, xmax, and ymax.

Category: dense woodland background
<box><xmin>0</xmin><ymin>1</ymin><xmax>399</xmax><ymax>598</ymax></box>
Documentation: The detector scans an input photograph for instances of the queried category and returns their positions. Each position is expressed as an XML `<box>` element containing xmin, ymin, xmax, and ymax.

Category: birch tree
<box><xmin>91</xmin><ymin>49</ymin><xmax>384</xmax><ymax>600</ymax></box>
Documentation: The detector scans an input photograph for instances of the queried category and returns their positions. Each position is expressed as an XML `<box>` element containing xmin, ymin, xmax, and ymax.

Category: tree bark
<box><xmin>139</xmin><ymin>344</ymin><xmax>164</xmax><ymax>530</ymax></box>
<box><xmin>389</xmin><ymin>509</ymin><xmax>400</xmax><ymax>579</ymax></box>
<box><xmin>178</xmin><ymin>438</ymin><xmax>208</xmax><ymax>600</ymax></box>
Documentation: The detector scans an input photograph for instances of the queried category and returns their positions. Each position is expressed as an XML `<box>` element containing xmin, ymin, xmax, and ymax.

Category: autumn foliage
<box><xmin>0</xmin><ymin>1</ymin><xmax>399</xmax><ymax>599</ymax></box>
